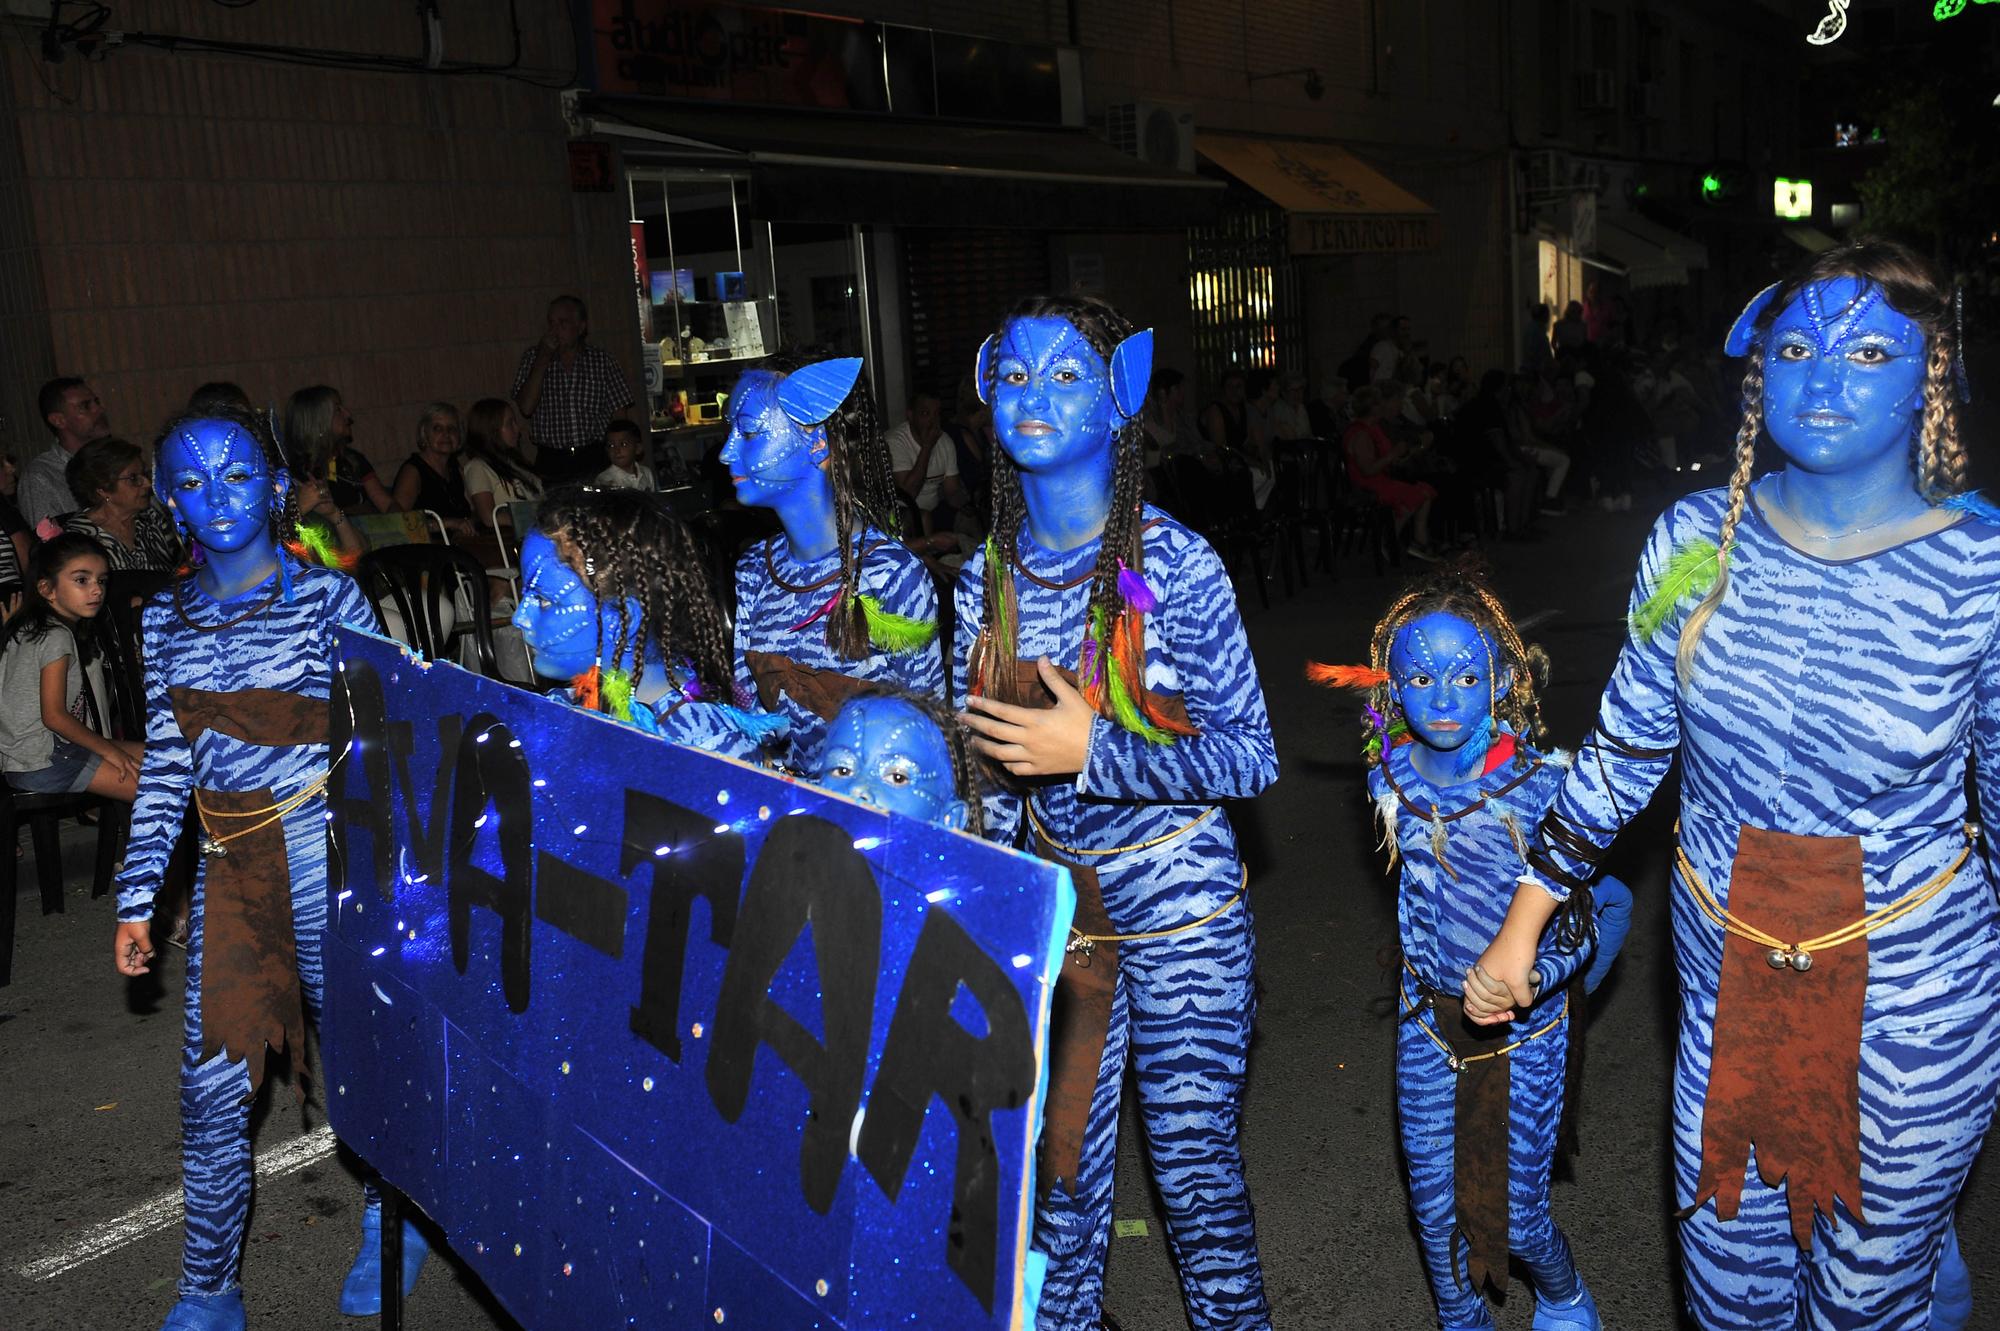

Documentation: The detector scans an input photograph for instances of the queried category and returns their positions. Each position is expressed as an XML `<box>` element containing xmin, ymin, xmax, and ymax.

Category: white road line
<box><xmin>16</xmin><ymin>1125</ymin><xmax>340</xmax><ymax>1282</ymax></box>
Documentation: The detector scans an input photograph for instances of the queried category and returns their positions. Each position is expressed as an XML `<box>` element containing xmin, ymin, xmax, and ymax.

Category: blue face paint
<box><xmin>513</xmin><ymin>531</ymin><xmax>602</xmax><ymax>680</ymax></box>
<box><xmin>718</xmin><ymin>370</ymin><xmax>837</xmax><ymax>559</ymax></box>
<box><xmin>815</xmin><ymin>696</ymin><xmax>968</xmax><ymax>830</ymax></box>
<box><xmin>1762</xmin><ymin>276</ymin><xmax>1928</xmax><ymax>488</ymax></box>
<box><xmin>513</xmin><ymin>529</ymin><xmax>660</xmax><ymax>691</ymax></box>
<box><xmin>1389</xmin><ymin>611</ymin><xmax>1511</xmax><ymax>787</ymax></box>
<box><xmin>158</xmin><ymin>418</ymin><xmax>288</xmax><ymax>597</ymax></box>
<box><xmin>989</xmin><ymin>316</ymin><xmax>1120</xmax><ymax>551</ymax></box>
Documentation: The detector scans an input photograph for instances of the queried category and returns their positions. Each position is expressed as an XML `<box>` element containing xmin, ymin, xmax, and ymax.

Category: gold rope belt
<box><xmin>1673</xmin><ymin>820</ymin><xmax>1974</xmax><ymax>973</ymax></box>
<box><xmin>1026</xmin><ymin>800</ymin><xmax>1217</xmax><ymax>858</ymax></box>
<box><xmin>1400</xmin><ymin>964</ymin><xmax>1567</xmax><ymax>1073</ymax></box>
<box><xmin>1065</xmin><ymin>866</ymin><xmax>1248</xmax><ymax>963</ymax></box>
<box><xmin>193</xmin><ymin>771</ymin><xmax>334</xmax><ymax>857</ymax></box>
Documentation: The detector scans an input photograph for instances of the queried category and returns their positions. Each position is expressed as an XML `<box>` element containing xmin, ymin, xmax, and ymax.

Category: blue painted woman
<box><xmin>107</xmin><ymin>407</ymin><xmax>401</xmax><ymax>1330</ymax></box>
<box><xmin>956</xmin><ymin>294</ymin><xmax>1278</xmax><ymax>1329</ymax></box>
<box><xmin>1462</xmin><ymin>241</ymin><xmax>1998</xmax><ymax>1330</ymax></box>
<box><xmin>511</xmin><ymin>485</ymin><xmax>783</xmax><ymax>759</ymax></box>
<box><xmin>1311</xmin><ymin>569</ymin><xmax>1629</xmax><ymax>1331</ymax></box>
<box><xmin>719</xmin><ymin>357</ymin><xmax>942</xmax><ymax>771</ymax></box>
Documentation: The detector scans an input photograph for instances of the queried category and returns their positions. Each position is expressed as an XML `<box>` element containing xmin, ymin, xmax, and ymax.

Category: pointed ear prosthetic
<box><xmin>1724</xmin><ymin>283</ymin><xmax>1780</xmax><ymax>357</ymax></box>
<box><xmin>972</xmin><ymin>334</ymin><xmax>998</xmax><ymax>406</ymax></box>
<box><xmin>1110</xmin><ymin>329</ymin><xmax>1153</xmax><ymax>422</ymax></box>
<box><xmin>776</xmin><ymin>357</ymin><xmax>864</xmax><ymax>427</ymax></box>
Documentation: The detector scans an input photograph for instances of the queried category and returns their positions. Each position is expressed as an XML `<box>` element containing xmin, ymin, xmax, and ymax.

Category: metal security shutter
<box><xmin>901</xmin><ymin>230</ymin><xmax>1052</xmax><ymax>400</ymax></box>
<box><xmin>1187</xmin><ymin>203</ymin><xmax>1303</xmax><ymax>393</ymax></box>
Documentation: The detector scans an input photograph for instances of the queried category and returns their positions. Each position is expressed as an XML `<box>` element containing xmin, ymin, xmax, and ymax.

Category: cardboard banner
<box><xmin>321</xmin><ymin>630</ymin><xmax>1073</xmax><ymax>1330</ymax></box>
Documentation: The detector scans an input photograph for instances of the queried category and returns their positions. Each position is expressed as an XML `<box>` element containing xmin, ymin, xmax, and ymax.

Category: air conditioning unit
<box><xmin>1103</xmin><ymin>102</ymin><xmax>1197</xmax><ymax>173</ymax></box>
<box><xmin>1631</xmin><ymin>82</ymin><xmax>1667</xmax><ymax>121</ymax></box>
<box><xmin>1577</xmin><ymin>69</ymin><xmax>1617</xmax><ymax>112</ymax></box>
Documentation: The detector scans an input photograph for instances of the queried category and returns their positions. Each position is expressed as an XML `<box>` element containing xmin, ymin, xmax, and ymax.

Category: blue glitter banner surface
<box><xmin>320</xmin><ymin>630</ymin><xmax>1074</xmax><ymax>1330</ymax></box>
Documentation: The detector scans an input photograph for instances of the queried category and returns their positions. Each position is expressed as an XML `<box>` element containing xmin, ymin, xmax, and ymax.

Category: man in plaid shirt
<box><xmin>512</xmin><ymin>295</ymin><xmax>635</xmax><ymax>483</ymax></box>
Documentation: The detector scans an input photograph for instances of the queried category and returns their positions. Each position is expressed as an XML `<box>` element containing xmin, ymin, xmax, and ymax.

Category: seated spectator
<box><xmin>1509</xmin><ymin>374</ymin><xmax>1573</xmax><ymax>518</ymax></box>
<box><xmin>594</xmin><ymin>420</ymin><xmax>656</xmax><ymax>491</ymax></box>
<box><xmin>0</xmin><ymin>449</ymin><xmax>28</xmax><ymax>611</ymax></box>
<box><xmin>1307</xmin><ymin>379</ymin><xmax>1351</xmax><ymax>441</ymax></box>
<box><xmin>286</xmin><ymin>385</ymin><xmax>395</xmax><ymax>515</ymax></box>
<box><xmin>464</xmin><ymin>398</ymin><xmax>544</xmax><ymax>527</ymax></box>
<box><xmin>60</xmin><ymin>438</ymin><xmax>181</xmax><ymax>572</ymax></box>
<box><xmin>0</xmin><ymin>533</ymin><xmax>140</xmax><ymax>800</ymax></box>
<box><xmin>1270</xmin><ymin>373</ymin><xmax>1314</xmax><ymax>442</ymax></box>
<box><xmin>392</xmin><ymin>403</ymin><xmax>476</xmax><ymax>540</ymax></box>
<box><xmin>1344</xmin><ymin>386</ymin><xmax>1437</xmax><ymax>558</ymax></box>
<box><xmin>23</xmin><ymin>377</ymin><xmax>111</xmax><ymax>526</ymax></box>
<box><xmin>944</xmin><ymin>378</ymin><xmax>994</xmax><ymax>534</ymax></box>
<box><xmin>1553</xmin><ymin>300</ymin><xmax>1588</xmax><ymax>354</ymax></box>
<box><xmin>886</xmin><ymin>388</ymin><xmax>964</xmax><ymax>534</ymax></box>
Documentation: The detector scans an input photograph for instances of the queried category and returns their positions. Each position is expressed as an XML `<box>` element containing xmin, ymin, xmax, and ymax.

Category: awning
<box><xmin>580</xmin><ymin>97</ymin><xmax>1221</xmax><ymax>231</ymax></box>
<box><xmin>1783</xmin><ymin>225</ymin><xmax>1841</xmax><ymax>254</ymax></box>
<box><xmin>1193</xmin><ymin>133</ymin><xmax>1439</xmax><ymax>254</ymax></box>
<box><xmin>1594</xmin><ymin>212</ymin><xmax>1708</xmax><ymax>288</ymax></box>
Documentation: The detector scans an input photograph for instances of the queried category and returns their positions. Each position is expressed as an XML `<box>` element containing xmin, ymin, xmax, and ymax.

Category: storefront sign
<box><xmin>321</xmin><ymin>632</ymin><xmax>1072</xmax><ymax>1330</ymax></box>
<box><xmin>1288</xmin><ymin>214</ymin><xmax>1441</xmax><ymax>255</ymax></box>
<box><xmin>590</xmin><ymin>0</ymin><xmax>870</xmax><ymax>107</ymax></box>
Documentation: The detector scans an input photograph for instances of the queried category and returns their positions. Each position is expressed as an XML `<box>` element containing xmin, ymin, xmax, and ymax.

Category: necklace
<box><xmin>1770</xmin><ymin>482</ymin><xmax>1926</xmax><ymax>544</ymax></box>
<box><xmin>763</xmin><ymin>534</ymin><xmax>885</xmax><ymax>594</ymax></box>
<box><xmin>173</xmin><ymin>578</ymin><xmax>280</xmax><ymax>633</ymax></box>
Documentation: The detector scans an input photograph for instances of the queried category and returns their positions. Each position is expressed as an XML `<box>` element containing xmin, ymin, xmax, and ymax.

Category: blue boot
<box><xmin>160</xmin><ymin>1288</ymin><xmax>246</xmax><ymax>1331</ymax></box>
<box><xmin>1932</xmin><ymin>1221</ymin><xmax>1972</xmax><ymax>1331</ymax></box>
<box><xmin>1532</xmin><ymin>1282</ymin><xmax>1601</xmax><ymax>1331</ymax></box>
<box><xmin>339</xmin><ymin>1197</ymin><xmax>430</xmax><ymax>1316</ymax></box>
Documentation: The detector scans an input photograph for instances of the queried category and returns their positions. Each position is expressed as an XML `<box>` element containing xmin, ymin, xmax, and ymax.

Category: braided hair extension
<box><xmin>1676</xmin><ymin>355</ymin><xmax>1762</xmax><ymax>685</ymax></box>
<box><xmin>970</xmin><ymin>294</ymin><xmax>1180</xmax><ymax>741</ymax></box>
<box><xmin>841</xmin><ymin>681</ymin><xmax>988</xmax><ymax>838</ymax></box>
<box><xmin>153</xmin><ymin>405</ymin><xmax>311</xmax><ymax>576</ymax></box>
<box><xmin>535</xmin><ymin>486</ymin><xmax>735</xmax><ymax>704</ymax></box>
<box><xmin>1353</xmin><ymin>561</ymin><xmax>1549</xmax><ymax>767</ymax></box>
<box><xmin>1919</xmin><ymin>322</ymin><xmax>1969</xmax><ymax>500</ymax></box>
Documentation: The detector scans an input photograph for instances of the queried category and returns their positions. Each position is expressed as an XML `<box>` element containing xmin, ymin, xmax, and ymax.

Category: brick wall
<box><xmin>0</xmin><ymin>2</ymin><xmax>641</xmax><ymax>477</ymax></box>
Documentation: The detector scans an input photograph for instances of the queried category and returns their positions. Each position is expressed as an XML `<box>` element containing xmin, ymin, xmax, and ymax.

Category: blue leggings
<box><xmin>1396</xmin><ymin>1007</ymin><xmax>1579</xmax><ymax>1329</ymax></box>
<box><xmin>178</xmin><ymin>804</ymin><xmax>332</xmax><ymax>1297</ymax></box>
<box><xmin>1676</xmin><ymin>1005</ymin><xmax>2000</xmax><ymax>1330</ymax></box>
<box><xmin>1034</xmin><ymin>897</ymin><xmax>1270</xmax><ymax>1330</ymax></box>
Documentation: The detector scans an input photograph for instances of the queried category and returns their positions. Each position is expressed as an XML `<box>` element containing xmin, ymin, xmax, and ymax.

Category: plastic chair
<box><xmin>0</xmin><ymin>781</ymin><xmax>124</xmax><ymax>987</ymax></box>
<box><xmin>356</xmin><ymin>544</ymin><xmax>499</xmax><ymax>678</ymax></box>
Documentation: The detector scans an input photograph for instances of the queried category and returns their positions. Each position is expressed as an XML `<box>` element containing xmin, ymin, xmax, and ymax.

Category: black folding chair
<box><xmin>356</xmin><ymin>544</ymin><xmax>499</xmax><ymax>679</ymax></box>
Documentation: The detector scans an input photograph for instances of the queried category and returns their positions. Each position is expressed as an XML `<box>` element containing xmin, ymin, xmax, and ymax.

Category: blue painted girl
<box><xmin>511</xmin><ymin>486</ymin><xmax>782</xmax><ymax>759</ymax></box>
<box><xmin>107</xmin><ymin>408</ymin><xmax>399</xmax><ymax>1331</ymax></box>
<box><xmin>719</xmin><ymin>358</ymin><xmax>941</xmax><ymax>772</ymax></box>
<box><xmin>956</xmin><ymin>295</ymin><xmax>1277</xmax><ymax>1329</ymax></box>
<box><xmin>1312</xmin><ymin>571</ymin><xmax>1629</xmax><ymax>1331</ymax></box>
<box><xmin>1463</xmin><ymin>241</ymin><xmax>1997</xmax><ymax>1330</ymax></box>
<box><xmin>815</xmin><ymin>687</ymin><xmax>979</xmax><ymax>834</ymax></box>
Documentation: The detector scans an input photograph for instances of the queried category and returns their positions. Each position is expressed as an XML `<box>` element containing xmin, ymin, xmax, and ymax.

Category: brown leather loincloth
<box><xmin>1419</xmin><ymin>985</ymin><xmax>1517</xmax><ymax>1294</ymax></box>
<box><xmin>1028</xmin><ymin>839</ymin><xmax>1120</xmax><ymax>1198</ymax></box>
<box><xmin>170</xmin><ymin>686</ymin><xmax>331</xmax><ymax>1100</ymax></box>
<box><xmin>743</xmin><ymin>650</ymin><xmax>874</xmax><ymax>722</ymax></box>
<box><xmin>1688</xmin><ymin>824</ymin><xmax>1867</xmax><ymax>1248</ymax></box>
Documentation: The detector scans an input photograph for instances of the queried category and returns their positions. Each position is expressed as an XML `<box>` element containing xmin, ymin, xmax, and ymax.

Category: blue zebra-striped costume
<box><xmin>954</xmin><ymin>505</ymin><xmax>1278</xmax><ymax>1330</ymax></box>
<box><xmin>115</xmin><ymin>557</ymin><xmax>379</xmax><ymax>1299</ymax></box>
<box><xmin>731</xmin><ymin>526</ymin><xmax>941</xmax><ymax>771</ymax></box>
<box><xmin>540</xmin><ymin>684</ymin><xmax>771</xmax><ymax>763</ymax></box>
<box><xmin>1533</xmin><ymin>481</ymin><xmax>2000</xmax><ymax>1330</ymax></box>
<box><xmin>1372</xmin><ymin>738</ymin><xmax>1590</xmax><ymax>1329</ymax></box>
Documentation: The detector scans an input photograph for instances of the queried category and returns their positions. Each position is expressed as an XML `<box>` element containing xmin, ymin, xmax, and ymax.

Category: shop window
<box><xmin>1187</xmin><ymin>206</ymin><xmax>1301</xmax><ymax>396</ymax></box>
<box><xmin>900</xmin><ymin>230</ymin><xmax>1052</xmax><ymax>405</ymax></box>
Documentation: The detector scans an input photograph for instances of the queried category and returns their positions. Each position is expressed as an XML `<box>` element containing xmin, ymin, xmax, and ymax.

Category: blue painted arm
<box><xmin>115</xmin><ymin>603</ymin><xmax>194</xmax><ymax>922</ymax></box>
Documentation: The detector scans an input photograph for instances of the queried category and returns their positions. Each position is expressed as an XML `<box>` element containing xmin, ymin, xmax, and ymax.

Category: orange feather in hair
<box><xmin>1305</xmin><ymin>662</ymin><xmax>1389</xmax><ymax>690</ymax></box>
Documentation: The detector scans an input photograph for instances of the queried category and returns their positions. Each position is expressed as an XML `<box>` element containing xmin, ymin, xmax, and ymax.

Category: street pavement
<box><xmin>3</xmin><ymin>503</ymin><xmax>1996</xmax><ymax>1330</ymax></box>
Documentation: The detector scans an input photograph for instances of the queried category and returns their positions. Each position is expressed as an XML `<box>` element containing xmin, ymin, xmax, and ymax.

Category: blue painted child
<box><xmin>1312</xmin><ymin>567</ymin><xmax>1630</xmax><ymax>1331</ymax></box>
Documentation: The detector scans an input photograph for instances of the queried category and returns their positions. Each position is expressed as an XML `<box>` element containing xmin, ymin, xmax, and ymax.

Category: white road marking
<box><xmin>16</xmin><ymin>1125</ymin><xmax>340</xmax><ymax>1282</ymax></box>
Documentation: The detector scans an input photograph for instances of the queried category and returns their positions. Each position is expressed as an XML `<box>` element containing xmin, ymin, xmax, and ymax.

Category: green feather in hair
<box><xmin>600</xmin><ymin>667</ymin><xmax>636</xmax><ymax>723</ymax></box>
<box><xmin>1629</xmin><ymin>538</ymin><xmax>1726</xmax><ymax>644</ymax></box>
<box><xmin>856</xmin><ymin>594</ymin><xmax>937</xmax><ymax>654</ymax></box>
